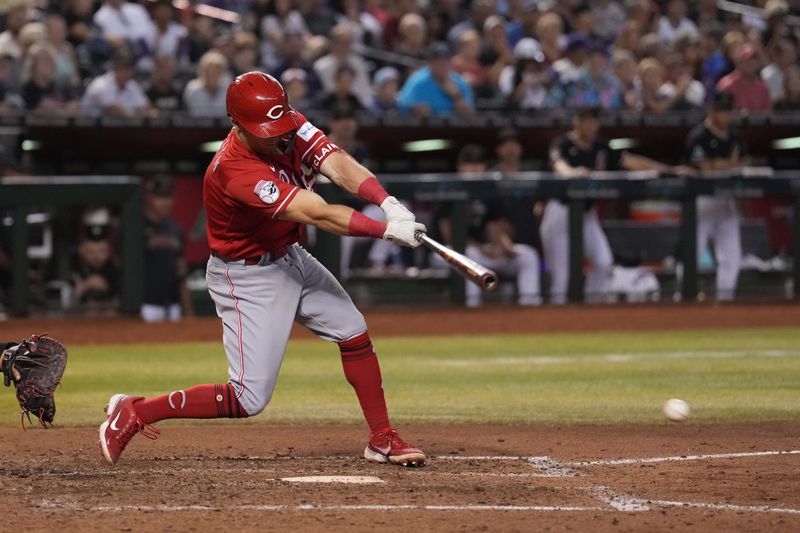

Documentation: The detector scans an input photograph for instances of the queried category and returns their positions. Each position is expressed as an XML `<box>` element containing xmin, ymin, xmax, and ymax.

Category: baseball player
<box><xmin>685</xmin><ymin>92</ymin><xmax>745</xmax><ymax>300</ymax></box>
<box><xmin>541</xmin><ymin>107</ymin><xmax>679</xmax><ymax>304</ymax></box>
<box><xmin>99</xmin><ymin>72</ymin><xmax>427</xmax><ymax>467</ymax></box>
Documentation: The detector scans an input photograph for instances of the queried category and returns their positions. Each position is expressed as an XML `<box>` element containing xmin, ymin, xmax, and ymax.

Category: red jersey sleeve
<box><xmin>293</xmin><ymin>113</ymin><xmax>342</xmax><ymax>171</ymax></box>
<box><xmin>226</xmin><ymin>165</ymin><xmax>301</xmax><ymax>219</ymax></box>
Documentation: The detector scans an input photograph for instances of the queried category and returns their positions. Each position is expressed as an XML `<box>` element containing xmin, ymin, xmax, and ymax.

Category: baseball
<box><xmin>663</xmin><ymin>399</ymin><xmax>691</xmax><ymax>422</ymax></box>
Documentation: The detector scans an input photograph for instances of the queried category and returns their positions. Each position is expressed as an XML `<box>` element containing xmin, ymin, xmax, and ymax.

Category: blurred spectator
<box><xmin>657</xmin><ymin>0</ymin><xmax>698</xmax><ymax>44</ymax></box>
<box><xmin>318</xmin><ymin>63</ymin><xmax>364</xmax><ymax>111</ymax></box>
<box><xmin>369</xmin><ymin>66</ymin><xmax>400</xmax><ymax>114</ymax></box>
<box><xmin>93</xmin><ymin>0</ymin><xmax>154</xmax><ymax>60</ymax></box>
<box><xmin>141</xmin><ymin>176</ymin><xmax>192</xmax><ymax>323</ymax></box>
<box><xmin>480</xmin><ymin>15</ymin><xmax>514</xmax><ymax>93</ymax></box>
<box><xmin>272</xmin><ymin>30</ymin><xmax>321</xmax><ymax>94</ymax></box>
<box><xmin>593</xmin><ymin>0</ymin><xmax>626</xmax><ymax>42</ymax></box>
<box><xmin>300</xmin><ymin>0</ymin><xmax>340</xmax><ymax>38</ymax></box>
<box><xmin>451</xmin><ymin>29</ymin><xmax>487</xmax><ymax>92</ymax></box>
<box><xmin>549</xmin><ymin>41</ymin><xmax>622</xmax><ymax>109</ymax></box>
<box><xmin>313</xmin><ymin>23</ymin><xmax>373</xmax><ymax>108</ymax></box>
<box><xmin>499</xmin><ymin>38</ymin><xmax>552</xmax><ymax>110</ymax></box>
<box><xmin>259</xmin><ymin>0</ymin><xmax>309</xmax><ymax>72</ymax></box>
<box><xmin>761</xmin><ymin>39</ymin><xmax>797</xmax><ymax>102</ymax></box>
<box><xmin>774</xmin><ymin>65</ymin><xmax>800</xmax><ymax>110</ymax></box>
<box><xmin>612</xmin><ymin>49</ymin><xmax>641</xmax><ymax>109</ymax></box>
<box><xmin>685</xmin><ymin>92</ymin><xmax>745</xmax><ymax>301</ymax></box>
<box><xmin>662</xmin><ymin>52</ymin><xmax>705</xmax><ymax>109</ymax></box>
<box><xmin>0</xmin><ymin>0</ymin><xmax>29</xmax><ymax>60</ymax></box>
<box><xmin>639</xmin><ymin>57</ymin><xmax>688</xmax><ymax>113</ymax></box>
<box><xmin>699</xmin><ymin>24</ymin><xmax>727</xmax><ymax>97</ymax></box>
<box><xmin>79</xmin><ymin>47</ymin><xmax>152</xmax><ymax>117</ymax></box>
<box><xmin>614</xmin><ymin>19</ymin><xmax>641</xmax><ymax>55</ymax></box>
<box><xmin>716</xmin><ymin>44</ymin><xmax>772</xmax><ymax>112</ymax></box>
<box><xmin>718</xmin><ymin>30</ymin><xmax>746</xmax><ymax>82</ymax></box>
<box><xmin>183</xmin><ymin>50</ymin><xmax>230</xmax><ymax>117</ymax></box>
<box><xmin>44</xmin><ymin>14</ymin><xmax>80</xmax><ymax>91</ymax></box>
<box><xmin>535</xmin><ymin>12</ymin><xmax>564</xmax><ymax>64</ymax></box>
<box><xmin>447</xmin><ymin>0</ymin><xmax>496</xmax><ymax>44</ymax></box>
<box><xmin>281</xmin><ymin>68</ymin><xmax>312</xmax><ymax>113</ymax></box>
<box><xmin>142</xmin><ymin>0</ymin><xmax>188</xmax><ymax>70</ymax></box>
<box><xmin>397</xmin><ymin>41</ymin><xmax>474</xmax><ymax>117</ymax></box>
<box><xmin>625</xmin><ymin>0</ymin><xmax>658</xmax><ymax>35</ymax></box>
<box><xmin>552</xmin><ymin>32</ymin><xmax>588</xmax><ymax>85</ymax></box>
<box><xmin>186</xmin><ymin>13</ymin><xmax>214</xmax><ymax>64</ymax></box>
<box><xmin>21</xmin><ymin>44</ymin><xmax>79</xmax><ymax>115</ymax></box>
<box><xmin>5</xmin><ymin>21</ymin><xmax>46</xmax><ymax>94</ymax></box>
<box><xmin>62</xmin><ymin>0</ymin><xmax>95</xmax><ymax>48</ymax></box>
<box><xmin>569</xmin><ymin>3</ymin><xmax>596</xmax><ymax>38</ymax></box>
<box><xmin>673</xmin><ymin>32</ymin><xmax>703</xmax><ymax>82</ymax></box>
<box><xmin>230</xmin><ymin>31</ymin><xmax>259</xmax><ymax>76</ymax></box>
<box><xmin>395</xmin><ymin>13</ymin><xmax>428</xmax><ymax>61</ymax></box>
<box><xmin>144</xmin><ymin>55</ymin><xmax>182</xmax><ymax>113</ymax></box>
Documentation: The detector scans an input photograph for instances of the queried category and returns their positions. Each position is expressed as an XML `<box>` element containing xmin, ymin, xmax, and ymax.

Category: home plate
<box><xmin>280</xmin><ymin>476</ymin><xmax>385</xmax><ymax>484</ymax></box>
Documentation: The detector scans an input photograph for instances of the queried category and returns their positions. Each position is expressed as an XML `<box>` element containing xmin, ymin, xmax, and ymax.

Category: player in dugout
<box><xmin>540</xmin><ymin>106</ymin><xmax>691</xmax><ymax>304</ymax></box>
<box><xmin>99</xmin><ymin>72</ymin><xmax>427</xmax><ymax>467</ymax></box>
<box><xmin>685</xmin><ymin>91</ymin><xmax>746</xmax><ymax>301</ymax></box>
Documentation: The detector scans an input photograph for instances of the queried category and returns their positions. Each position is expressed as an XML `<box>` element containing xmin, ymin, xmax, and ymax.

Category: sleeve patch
<box><xmin>254</xmin><ymin>180</ymin><xmax>280</xmax><ymax>204</ymax></box>
<box><xmin>296</xmin><ymin>122</ymin><xmax>320</xmax><ymax>142</ymax></box>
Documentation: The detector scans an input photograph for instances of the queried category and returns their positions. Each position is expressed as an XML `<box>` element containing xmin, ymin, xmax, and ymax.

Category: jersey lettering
<box><xmin>312</xmin><ymin>142</ymin><xmax>336</xmax><ymax>168</ymax></box>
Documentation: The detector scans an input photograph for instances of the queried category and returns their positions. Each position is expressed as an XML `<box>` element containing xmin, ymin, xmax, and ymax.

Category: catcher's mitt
<box><xmin>1</xmin><ymin>335</ymin><xmax>68</xmax><ymax>429</ymax></box>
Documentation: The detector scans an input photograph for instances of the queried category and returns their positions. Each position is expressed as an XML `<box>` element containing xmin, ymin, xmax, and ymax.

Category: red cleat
<box><xmin>364</xmin><ymin>428</ymin><xmax>426</xmax><ymax>467</ymax></box>
<box><xmin>99</xmin><ymin>394</ymin><xmax>159</xmax><ymax>464</ymax></box>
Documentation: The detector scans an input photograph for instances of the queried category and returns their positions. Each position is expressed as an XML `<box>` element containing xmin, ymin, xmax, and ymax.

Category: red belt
<box><xmin>213</xmin><ymin>245</ymin><xmax>289</xmax><ymax>265</ymax></box>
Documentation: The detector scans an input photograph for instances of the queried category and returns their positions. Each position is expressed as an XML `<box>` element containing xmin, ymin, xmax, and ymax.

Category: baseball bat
<box><xmin>415</xmin><ymin>232</ymin><xmax>498</xmax><ymax>291</ymax></box>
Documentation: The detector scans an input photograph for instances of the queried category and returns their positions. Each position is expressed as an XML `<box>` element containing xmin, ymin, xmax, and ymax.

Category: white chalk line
<box><xmin>436</xmin><ymin>349</ymin><xmax>800</xmax><ymax>367</ymax></box>
<box><xmin>35</xmin><ymin>499</ymin><xmax>800</xmax><ymax>515</ymax></box>
<box><xmin>568</xmin><ymin>449</ymin><xmax>800</xmax><ymax>466</ymax></box>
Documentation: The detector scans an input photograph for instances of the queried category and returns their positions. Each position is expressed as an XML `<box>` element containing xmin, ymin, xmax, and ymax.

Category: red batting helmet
<box><xmin>226</xmin><ymin>71</ymin><xmax>303</xmax><ymax>138</ymax></box>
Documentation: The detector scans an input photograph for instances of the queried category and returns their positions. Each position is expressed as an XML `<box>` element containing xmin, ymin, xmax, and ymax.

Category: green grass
<box><xmin>4</xmin><ymin>328</ymin><xmax>800</xmax><ymax>427</ymax></box>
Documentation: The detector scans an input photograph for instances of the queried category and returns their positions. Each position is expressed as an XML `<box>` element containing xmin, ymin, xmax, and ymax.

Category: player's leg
<box><xmin>140</xmin><ymin>303</ymin><xmax>167</xmax><ymax>323</ymax></box>
<box><xmin>511</xmin><ymin>243</ymin><xmax>542</xmax><ymax>306</ymax></box>
<box><xmin>100</xmin><ymin>254</ymin><xmax>302</xmax><ymax>464</ymax></box>
<box><xmin>292</xmin><ymin>246</ymin><xmax>425</xmax><ymax>466</ymax></box>
<box><xmin>539</xmin><ymin>201</ymin><xmax>569</xmax><ymax>304</ymax></box>
<box><xmin>583</xmin><ymin>208</ymin><xmax>614</xmax><ymax>304</ymax></box>
<box><xmin>712</xmin><ymin>212</ymin><xmax>742</xmax><ymax>301</ymax></box>
<box><xmin>696</xmin><ymin>210</ymin><xmax>714</xmax><ymax>295</ymax></box>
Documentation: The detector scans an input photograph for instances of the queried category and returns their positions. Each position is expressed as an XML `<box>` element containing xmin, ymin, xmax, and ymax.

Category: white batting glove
<box><xmin>380</xmin><ymin>196</ymin><xmax>415</xmax><ymax>224</ymax></box>
<box><xmin>383</xmin><ymin>220</ymin><xmax>427</xmax><ymax>248</ymax></box>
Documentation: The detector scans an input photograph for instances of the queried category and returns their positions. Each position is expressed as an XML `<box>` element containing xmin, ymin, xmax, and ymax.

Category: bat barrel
<box><xmin>415</xmin><ymin>232</ymin><xmax>499</xmax><ymax>292</ymax></box>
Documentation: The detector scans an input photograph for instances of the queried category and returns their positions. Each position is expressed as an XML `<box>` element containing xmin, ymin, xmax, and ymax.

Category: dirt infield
<box><xmin>1</xmin><ymin>422</ymin><xmax>799</xmax><ymax>532</ymax></box>
<box><xmin>2</xmin><ymin>304</ymin><xmax>799</xmax><ymax>531</ymax></box>
<box><xmin>3</xmin><ymin>302</ymin><xmax>800</xmax><ymax>345</ymax></box>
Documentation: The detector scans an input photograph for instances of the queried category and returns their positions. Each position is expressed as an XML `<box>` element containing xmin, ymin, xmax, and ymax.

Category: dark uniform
<box><xmin>143</xmin><ymin>216</ymin><xmax>184</xmax><ymax>312</ymax></box>
<box><xmin>685</xmin><ymin>122</ymin><xmax>745</xmax><ymax>301</ymax></box>
<box><xmin>539</xmin><ymin>133</ymin><xmax>618</xmax><ymax>304</ymax></box>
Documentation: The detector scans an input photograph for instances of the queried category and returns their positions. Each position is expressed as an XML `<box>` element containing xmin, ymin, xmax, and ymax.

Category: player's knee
<box><xmin>236</xmin><ymin>383</ymin><xmax>274</xmax><ymax>416</ymax></box>
<box><xmin>515</xmin><ymin>245</ymin><xmax>540</xmax><ymax>267</ymax></box>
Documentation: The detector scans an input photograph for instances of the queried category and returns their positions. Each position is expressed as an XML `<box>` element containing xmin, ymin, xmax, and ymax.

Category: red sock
<box><xmin>339</xmin><ymin>331</ymin><xmax>391</xmax><ymax>434</ymax></box>
<box><xmin>134</xmin><ymin>384</ymin><xmax>248</xmax><ymax>424</ymax></box>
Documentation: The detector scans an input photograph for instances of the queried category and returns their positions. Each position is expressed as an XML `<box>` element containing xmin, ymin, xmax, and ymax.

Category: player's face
<box><xmin>237</xmin><ymin>124</ymin><xmax>294</xmax><ymax>156</ymax></box>
<box><xmin>710</xmin><ymin>109</ymin><xmax>732</xmax><ymax>130</ymax></box>
<box><xmin>575</xmin><ymin>117</ymin><xmax>600</xmax><ymax>142</ymax></box>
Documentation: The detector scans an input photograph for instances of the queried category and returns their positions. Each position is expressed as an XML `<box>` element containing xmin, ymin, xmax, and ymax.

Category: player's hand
<box><xmin>383</xmin><ymin>220</ymin><xmax>427</xmax><ymax>248</ymax></box>
<box><xmin>380</xmin><ymin>196</ymin><xmax>415</xmax><ymax>224</ymax></box>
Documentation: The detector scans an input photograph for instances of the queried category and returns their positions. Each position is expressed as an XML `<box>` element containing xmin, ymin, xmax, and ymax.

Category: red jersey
<box><xmin>204</xmin><ymin>113</ymin><xmax>340</xmax><ymax>258</ymax></box>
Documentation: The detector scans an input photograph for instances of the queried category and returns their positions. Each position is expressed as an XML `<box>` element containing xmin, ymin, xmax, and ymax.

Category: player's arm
<box><xmin>318</xmin><ymin>146</ymin><xmax>417</xmax><ymax>224</ymax></box>
<box><xmin>621</xmin><ymin>152</ymin><xmax>695</xmax><ymax>175</ymax></box>
<box><xmin>279</xmin><ymin>189</ymin><xmax>425</xmax><ymax>246</ymax></box>
<box><xmin>552</xmin><ymin>157</ymin><xmax>590</xmax><ymax>178</ymax></box>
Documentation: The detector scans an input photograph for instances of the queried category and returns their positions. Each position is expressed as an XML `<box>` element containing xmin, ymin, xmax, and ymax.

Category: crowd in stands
<box><xmin>0</xmin><ymin>0</ymin><xmax>796</xmax><ymax>119</ymax></box>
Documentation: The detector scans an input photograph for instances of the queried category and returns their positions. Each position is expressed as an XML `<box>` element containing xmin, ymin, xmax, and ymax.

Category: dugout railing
<box><xmin>316</xmin><ymin>169</ymin><xmax>800</xmax><ymax>304</ymax></box>
<box><xmin>1</xmin><ymin>171</ymin><xmax>799</xmax><ymax>315</ymax></box>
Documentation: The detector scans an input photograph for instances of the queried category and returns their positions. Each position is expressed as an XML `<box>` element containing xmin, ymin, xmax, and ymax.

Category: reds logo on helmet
<box><xmin>226</xmin><ymin>71</ymin><xmax>302</xmax><ymax>138</ymax></box>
